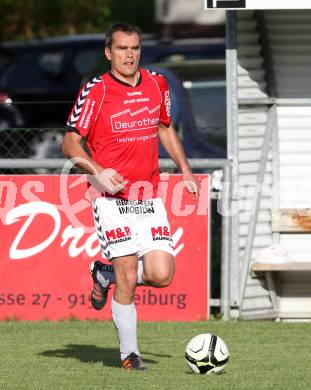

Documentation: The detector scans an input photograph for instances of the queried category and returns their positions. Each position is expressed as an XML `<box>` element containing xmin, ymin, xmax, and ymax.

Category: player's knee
<box><xmin>161</xmin><ymin>272</ymin><xmax>174</xmax><ymax>287</ymax></box>
<box><xmin>150</xmin><ymin>270</ymin><xmax>174</xmax><ymax>287</ymax></box>
<box><xmin>123</xmin><ymin>272</ymin><xmax>138</xmax><ymax>288</ymax></box>
<box><xmin>117</xmin><ymin>269</ymin><xmax>137</xmax><ymax>290</ymax></box>
<box><xmin>157</xmin><ymin>277</ymin><xmax>172</xmax><ymax>288</ymax></box>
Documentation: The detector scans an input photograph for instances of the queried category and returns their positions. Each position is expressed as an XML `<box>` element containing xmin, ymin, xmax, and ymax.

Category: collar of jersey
<box><xmin>108</xmin><ymin>70</ymin><xmax>142</xmax><ymax>87</ymax></box>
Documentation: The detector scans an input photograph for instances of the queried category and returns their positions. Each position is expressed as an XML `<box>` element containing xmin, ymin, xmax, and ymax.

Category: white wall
<box><xmin>155</xmin><ymin>0</ymin><xmax>225</xmax><ymax>24</ymax></box>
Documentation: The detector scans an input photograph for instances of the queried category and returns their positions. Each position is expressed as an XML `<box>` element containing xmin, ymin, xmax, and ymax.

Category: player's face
<box><xmin>105</xmin><ymin>31</ymin><xmax>141</xmax><ymax>81</ymax></box>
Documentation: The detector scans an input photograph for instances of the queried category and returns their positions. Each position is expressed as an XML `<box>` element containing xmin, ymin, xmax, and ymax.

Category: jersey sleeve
<box><xmin>158</xmin><ymin>76</ymin><xmax>171</xmax><ymax>126</ymax></box>
<box><xmin>65</xmin><ymin>76</ymin><xmax>103</xmax><ymax>138</ymax></box>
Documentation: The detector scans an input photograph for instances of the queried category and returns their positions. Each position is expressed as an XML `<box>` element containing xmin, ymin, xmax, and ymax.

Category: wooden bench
<box><xmin>272</xmin><ymin>208</ymin><xmax>311</xmax><ymax>232</ymax></box>
<box><xmin>251</xmin><ymin>261</ymin><xmax>311</xmax><ymax>319</ymax></box>
<box><xmin>251</xmin><ymin>262</ymin><xmax>311</xmax><ymax>272</ymax></box>
<box><xmin>251</xmin><ymin>209</ymin><xmax>311</xmax><ymax>319</ymax></box>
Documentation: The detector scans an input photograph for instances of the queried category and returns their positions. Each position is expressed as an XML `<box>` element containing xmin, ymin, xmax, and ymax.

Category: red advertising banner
<box><xmin>0</xmin><ymin>174</ymin><xmax>209</xmax><ymax>321</ymax></box>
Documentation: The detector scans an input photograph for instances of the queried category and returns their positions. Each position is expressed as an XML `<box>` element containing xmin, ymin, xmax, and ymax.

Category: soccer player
<box><xmin>62</xmin><ymin>22</ymin><xmax>199</xmax><ymax>370</ymax></box>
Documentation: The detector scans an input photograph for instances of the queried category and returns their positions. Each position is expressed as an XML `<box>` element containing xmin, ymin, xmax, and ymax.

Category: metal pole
<box><xmin>226</xmin><ymin>11</ymin><xmax>240</xmax><ymax>315</ymax></box>
<box><xmin>221</xmin><ymin>162</ymin><xmax>232</xmax><ymax>321</ymax></box>
<box><xmin>0</xmin><ymin>158</ymin><xmax>68</xmax><ymax>169</ymax></box>
<box><xmin>0</xmin><ymin>158</ymin><xmax>230</xmax><ymax>170</ymax></box>
<box><xmin>239</xmin><ymin>105</ymin><xmax>277</xmax><ymax>313</ymax></box>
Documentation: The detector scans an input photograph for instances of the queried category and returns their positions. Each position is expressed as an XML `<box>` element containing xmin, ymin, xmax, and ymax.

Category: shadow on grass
<box><xmin>39</xmin><ymin>344</ymin><xmax>169</xmax><ymax>368</ymax></box>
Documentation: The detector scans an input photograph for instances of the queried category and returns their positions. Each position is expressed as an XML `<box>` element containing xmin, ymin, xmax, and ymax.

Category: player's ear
<box><xmin>105</xmin><ymin>47</ymin><xmax>112</xmax><ymax>61</ymax></box>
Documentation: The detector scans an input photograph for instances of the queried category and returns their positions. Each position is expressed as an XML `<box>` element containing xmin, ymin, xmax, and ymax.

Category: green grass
<box><xmin>0</xmin><ymin>320</ymin><xmax>310</xmax><ymax>389</ymax></box>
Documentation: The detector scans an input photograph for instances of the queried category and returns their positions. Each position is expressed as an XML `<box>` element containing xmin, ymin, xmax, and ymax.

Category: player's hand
<box><xmin>93</xmin><ymin>168</ymin><xmax>128</xmax><ymax>195</ymax></box>
<box><xmin>182</xmin><ymin>170</ymin><xmax>200</xmax><ymax>200</ymax></box>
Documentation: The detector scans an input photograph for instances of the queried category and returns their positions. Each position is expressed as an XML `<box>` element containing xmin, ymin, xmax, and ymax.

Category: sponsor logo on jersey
<box><xmin>127</xmin><ymin>91</ymin><xmax>142</xmax><ymax>96</ymax></box>
<box><xmin>79</xmin><ymin>99</ymin><xmax>96</xmax><ymax>129</ymax></box>
<box><xmin>116</xmin><ymin>199</ymin><xmax>155</xmax><ymax>214</ymax></box>
<box><xmin>105</xmin><ymin>226</ymin><xmax>132</xmax><ymax>244</ymax></box>
<box><xmin>164</xmin><ymin>90</ymin><xmax>171</xmax><ymax>117</ymax></box>
<box><xmin>124</xmin><ymin>97</ymin><xmax>150</xmax><ymax>105</ymax></box>
<box><xmin>110</xmin><ymin>105</ymin><xmax>160</xmax><ymax>132</ymax></box>
<box><xmin>151</xmin><ymin>226</ymin><xmax>173</xmax><ymax>242</ymax></box>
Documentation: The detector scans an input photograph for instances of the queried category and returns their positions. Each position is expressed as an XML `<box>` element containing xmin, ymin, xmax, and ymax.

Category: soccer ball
<box><xmin>185</xmin><ymin>333</ymin><xmax>229</xmax><ymax>375</ymax></box>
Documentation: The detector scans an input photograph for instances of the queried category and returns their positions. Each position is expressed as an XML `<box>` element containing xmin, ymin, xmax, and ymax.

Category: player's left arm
<box><xmin>158</xmin><ymin>122</ymin><xmax>200</xmax><ymax>199</ymax></box>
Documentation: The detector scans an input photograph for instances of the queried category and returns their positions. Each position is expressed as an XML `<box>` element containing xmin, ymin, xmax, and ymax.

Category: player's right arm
<box><xmin>62</xmin><ymin>77</ymin><xmax>127</xmax><ymax>194</ymax></box>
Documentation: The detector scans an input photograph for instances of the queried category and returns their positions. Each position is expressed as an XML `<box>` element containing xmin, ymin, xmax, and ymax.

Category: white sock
<box><xmin>111</xmin><ymin>297</ymin><xmax>140</xmax><ymax>361</ymax></box>
<box><xmin>136</xmin><ymin>258</ymin><xmax>147</xmax><ymax>285</ymax></box>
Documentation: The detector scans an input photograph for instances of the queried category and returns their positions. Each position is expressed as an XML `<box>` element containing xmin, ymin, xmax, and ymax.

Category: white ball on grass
<box><xmin>185</xmin><ymin>333</ymin><xmax>229</xmax><ymax>375</ymax></box>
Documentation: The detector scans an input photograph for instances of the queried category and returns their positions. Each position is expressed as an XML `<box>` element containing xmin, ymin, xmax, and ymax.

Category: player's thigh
<box><xmin>92</xmin><ymin>197</ymin><xmax>137</xmax><ymax>260</ymax></box>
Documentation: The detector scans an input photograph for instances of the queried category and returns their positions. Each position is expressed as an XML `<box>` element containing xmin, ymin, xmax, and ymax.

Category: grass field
<box><xmin>0</xmin><ymin>320</ymin><xmax>310</xmax><ymax>389</ymax></box>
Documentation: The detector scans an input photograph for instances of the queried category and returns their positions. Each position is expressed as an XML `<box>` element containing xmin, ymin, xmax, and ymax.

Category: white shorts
<box><xmin>92</xmin><ymin>197</ymin><xmax>174</xmax><ymax>260</ymax></box>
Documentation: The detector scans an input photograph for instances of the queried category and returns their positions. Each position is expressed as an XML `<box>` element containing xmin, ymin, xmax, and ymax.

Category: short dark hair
<box><xmin>105</xmin><ymin>22</ymin><xmax>142</xmax><ymax>49</ymax></box>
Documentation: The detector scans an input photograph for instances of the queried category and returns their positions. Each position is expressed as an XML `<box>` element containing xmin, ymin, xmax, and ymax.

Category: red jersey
<box><xmin>66</xmin><ymin>68</ymin><xmax>171</xmax><ymax>200</ymax></box>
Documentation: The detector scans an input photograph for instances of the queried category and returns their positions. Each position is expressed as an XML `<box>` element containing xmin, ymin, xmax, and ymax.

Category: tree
<box><xmin>0</xmin><ymin>0</ymin><xmax>156</xmax><ymax>41</ymax></box>
<box><xmin>109</xmin><ymin>0</ymin><xmax>156</xmax><ymax>34</ymax></box>
<box><xmin>0</xmin><ymin>0</ymin><xmax>111</xmax><ymax>40</ymax></box>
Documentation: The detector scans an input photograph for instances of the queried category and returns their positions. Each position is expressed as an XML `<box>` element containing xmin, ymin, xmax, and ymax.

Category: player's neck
<box><xmin>110</xmin><ymin>69</ymin><xmax>140</xmax><ymax>87</ymax></box>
